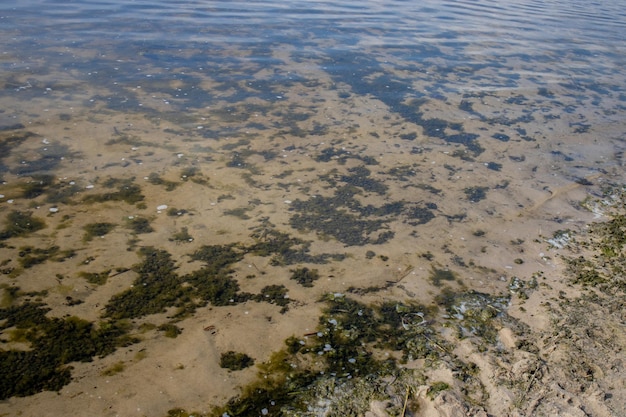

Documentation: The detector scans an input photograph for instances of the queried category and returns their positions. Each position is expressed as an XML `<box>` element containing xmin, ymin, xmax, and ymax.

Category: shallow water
<box><xmin>1</xmin><ymin>0</ymin><xmax>626</xmax><ymax>414</ymax></box>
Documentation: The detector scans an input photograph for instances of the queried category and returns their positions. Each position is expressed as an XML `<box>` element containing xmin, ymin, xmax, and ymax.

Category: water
<box><xmin>1</xmin><ymin>0</ymin><xmax>626</xmax><ymax>415</ymax></box>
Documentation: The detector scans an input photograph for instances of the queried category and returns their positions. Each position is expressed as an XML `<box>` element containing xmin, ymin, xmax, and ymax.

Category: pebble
<box><xmin>157</xmin><ymin>204</ymin><xmax>168</xmax><ymax>211</ymax></box>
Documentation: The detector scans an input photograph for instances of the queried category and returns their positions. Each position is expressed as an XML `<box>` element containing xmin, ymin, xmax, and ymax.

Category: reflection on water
<box><xmin>1</xmin><ymin>0</ymin><xmax>625</xmax><ymax>414</ymax></box>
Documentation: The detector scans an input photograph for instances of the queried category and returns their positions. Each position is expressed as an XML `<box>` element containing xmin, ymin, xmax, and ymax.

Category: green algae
<box><xmin>220</xmin><ymin>351</ymin><xmax>255</xmax><ymax>371</ymax></box>
<box><xmin>83</xmin><ymin>222</ymin><xmax>116</xmax><ymax>241</ymax></box>
<box><xmin>0</xmin><ymin>300</ymin><xmax>135</xmax><ymax>399</ymax></box>
<box><xmin>289</xmin><ymin>267</ymin><xmax>320</xmax><ymax>287</ymax></box>
<box><xmin>126</xmin><ymin>217</ymin><xmax>154</xmax><ymax>234</ymax></box>
<box><xmin>289</xmin><ymin>186</ymin><xmax>392</xmax><ymax>246</ymax></box>
<box><xmin>464</xmin><ymin>186</ymin><xmax>489</xmax><ymax>202</ymax></box>
<box><xmin>158</xmin><ymin>323</ymin><xmax>182</xmax><ymax>338</ymax></box>
<box><xmin>435</xmin><ymin>289</ymin><xmax>510</xmax><ymax>344</ymax></box>
<box><xmin>79</xmin><ymin>269</ymin><xmax>111</xmax><ymax>285</ymax></box>
<box><xmin>147</xmin><ymin>172</ymin><xmax>179</xmax><ymax>191</ymax></box>
<box><xmin>429</xmin><ymin>266</ymin><xmax>457</xmax><ymax>287</ymax></box>
<box><xmin>249</xmin><ymin>224</ymin><xmax>345</xmax><ymax>265</ymax></box>
<box><xmin>427</xmin><ymin>381</ymin><xmax>450</xmax><ymax>399</ymax></box>
<box><xmin>207</xmin><ymin>296</ymin><xmax>443</xmax><ymax>417</ymax></box>
<box><xmin>0</xmin><ymin>210</ymin><xmax>46</xmax><ymax>240</ymax></box>
<box><xmin>82</xmin><ymin>179</ymin><xmax>145</xmax><ymax>205</ymax></box>
<box><xmin>224</xmin><ymin>207</ymin><xmax>252</xmax><ymax>220</ymax></box>
<box><xmin>18</xmin><ymin>174</ymin><xmax>56</xmax><ymax>199</ymax></box>
<box><xmin>169</xmin><ymin>226</ymin><xmax>193</xmax><ymax>243</ymax></box>
<box><xmin>17</xmin><ymin>245</ymin><xmax>75</xmax><ymax>268</ymax></box>
<box><xmin>101</xmin><ymin>361</ymin><xmax>126</xmax><ymax>376</ymax></box>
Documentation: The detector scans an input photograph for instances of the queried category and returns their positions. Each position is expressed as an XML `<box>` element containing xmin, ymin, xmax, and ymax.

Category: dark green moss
<box><xmin>104</xmin><ymin>248</ymin><xmax>184</xmax><ymax>319</ymax></box>
<box><xmin>427</xmin><ymin>381</ymin><xmax>450</xmax><ymax>399</ymax></box>
<box><xmin>189</xmin><ymin>244</ymin><xmax>244</xmax><ymax>272</ymax></box>
<box><xmin>289</xmin><ymin>192</ymin><xmax>390</xmax><ymax>246</ymax></box>
<box><xmin>249</xmin><ymin>226</ymin><xmax>344</xmax><ymax>265</ymax></box>
<box><xmin>435</xmin><ymin>289</ymin><xmax>509</xmax><ymax>343</ymax></box>
<box><xmin>158</xmin><ymin>323</ymin><xmax>182</xmax><ymax>338</ymax></box>
<box><xmin>166</xmin><ymin>207</ymin><xmax>189</xmax><ymax>216</ymax></box>
<box><xmin>0</xmin><ymin>302</ymin><xmax>135</xmax><ymax>399</ymax></box>
<box><xmin>186</xmin><ymin>268</ymin><xmax>243</xmax><ymax>307</ymax></box>
<box><xmin>147</xmin><ymin>172</ymin><xmax>179</xmax><ymax>191</ymax></box>
<box><xmin>0</xmin><ymin>211</ymin><xmax>46</xmax><ymax>240</ymax></box>
<box><xmin>219</xmin><ymin>351</ymin><xmax>255</xmax><ymax>371</ymax></box>
<box><xmin>17</xmin><ymin>246</ymin><xmax>74</xmax><ymax>268</ymax></box>
<box><xmin>223</xmin><ymin>207</ymin><xmax>251</xmax><ymax>220</ymax></box>
<box><xmin>83</xmin><ymin>222</ymin><xmax>116</xmax><ymax>241</ymax></box>
<box><xmin>207</xmin><ymin>294</ymin><xmax>445</xmax><ymax>417</ymax></box>
<box><xmin>256</xmin><ymin>285</ymin><xmax>290</xmax><ymax>308</ymax></box>
<box><xmin>464</xmin><ymin>186</ymin><xmax>488</xmax><ymax>202</ymax></box>
<box><xmin>405</xmin><ymin>205</ymin><xmax>436</xmax><ymax>225</ymax></box>
<box><xmin>126</xmin><ymin>217</ymin><xmax>154</xmax><ymax>234</ymax></box>
<box><xmin>19</xmin><ymin>174</ymin><xmax>56</xmax><ymax>199</ymax></box>
<box><xmin>430</xmin><ymin>267</ymin><xmax>456</xmax><ymax>286</ymax></box>
<box><xmin>340</xmin><ymin>165</ymin><xmax>387</xmax><ymax>195</ymax></box>
<box><xmin>486</xmin><ymin>162</ymin><xmax>502</xmax><ymax>171</ymax></box>
<box><xmin>566</xmin><ymin>256</ymin><xmax>605</xmax><ymax>286</ymax></box>
<box><xmin>169</xmin><ymin>227</ymin><xmax>193</xmax><ymax>243</ymax></box>
<box><xmin>289</xmin><ymin>267</ymin><xmax>320</xmax><ymax>287</ymax></box>
<box><xmin>78</xmin><ymin>270</ymin><xmax>111</xmax><ymax>285</ymax></box>
<box><xmin>82</xmin><ymin>181</ymin><xmax>144</xmax><ymax>204</ymax></box>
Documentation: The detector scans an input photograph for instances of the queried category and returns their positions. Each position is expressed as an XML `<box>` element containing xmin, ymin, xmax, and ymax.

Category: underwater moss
<box><xmin>435</xmin><ymin>289</ymin><xmax>510</xmax><ymax>343</ymax></box>
<box><xmin>78</xmin><ymin>269</ymin><xmax>111</xmax><ymax>285</ymax></box>
<box><xmin>256</xmin><ymin>285</ymin><xmax>290</xmax><ymax>308</ymax></box>
<box><xmin>429</xmin><ymin>266</ymin><xmax>456</xmax><ymax>286</ymax></box>
<box><xmin>126</xmin><ymin>217</ymin><xmax>154</xmax><ymax>234</ymax></box>
<box><xmin>158</xmin><ymin>323</ymin><xmax>182</xmax><ymax>338</ymax></box>
<box><xmin>147</xmin><ymin>172</ymin><xmax>179</xmax><ymax>191</ymax></box>
<box><xmin>186</xmin><ymin>268</ymin><xmax>244</xmax><ymax>307</ymax></box>
<box><xmin>189</xmin><ymin>244</ymin><xmax>244</xmax><ymax>272</ymax></box>
<box><xmin>169</xmin><ymin>227</ymin><xmax>193</xmax><ymax>243</ymax></box>
<box><xmin>0</xmin><ymin>210</ymin><xmax>46</xmax><ymax>240</ymax></box>
<box><xmin>19</xmin><ymin>174</ymin><xmax>56</xmax><ymax>199</ymax></box>
<box><xmin>208</xmin><ymin>296</ymin><xmax>443</xmax><ymax>417</ymax></box>
<box><xmin>249</xmin><ymin>226</ymin><xmax>344</xmax><ymax>265</ymax></box>
<box><xmin>405</xmin><ymin>205</ymin><xmax>436</xmax><ymax>225</ymax></box>
<box><xmin>101</xmin><ymin>361</ymin><xmax>126</xmax><ymax>376</ymax></box>
<box><xmin>82</xmin><ymin>181</ymin><xmax>144</xmax><ymax>205</ymax></box>
<box><xmin>464</xmin><ymin>186</ymin><xmax>488</xmax><ymax>202</ymax></box>
<box><xmin>17</xmin><ymin>245</ymin><xmax>69</xmax><ymax>268</ymax></box>
<box><xmin>104</xmin><ymin>248</ymin><xmax>186</xmax><ymax>319</ymax></box>
<box><xmin>0</xmin><ymin>302</ymin><xmax>135</xmax><ymax>399</ymax></box>
<box><xmin>219</xmin><ymin>351</ymin><xmax>255</xmax><ymax>371</ymax></box>
<box><xmin>83</xmin><ymin>222</ymin><xmax>116</xmax><ymax>241</ymax></box>
<box><xmin>340</xmin><ymin>165</ymin><xmax>388</xmax><ymax>195</ymax></box>
<box><xmin>223</xmin><ymin>207</ymin><xmax>252</xmax><ymax>220</ymax></box>
<box><xmin>289</xmin><ymin>195</ymin><xmax>390</xmax><ymax>246</ymax></box>
<box><xmin>289</xmin><ymin>267</ymin><xmax>320</xmax><ymax>287</ymax></box>
<box><xmin>166</xmin><ymin>207</ymin><xmax>189</xmax><ymax>216</ymax></box>
<box><xmin>427</xmin><ymin>381</ymin><xmax>450</xmax><ymax>399</ymax></box>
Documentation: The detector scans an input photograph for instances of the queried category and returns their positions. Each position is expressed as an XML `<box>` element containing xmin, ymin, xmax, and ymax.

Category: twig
<box><xmin>401</xmin><ymin>385</ymin><xmax>410</xmax><ymax>417</ymax></box>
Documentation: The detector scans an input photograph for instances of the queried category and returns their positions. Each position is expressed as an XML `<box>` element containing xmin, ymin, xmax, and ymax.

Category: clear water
<box><xmin>1</xmin><ymin>0</ymin><xmax>626</xmax><ymax>414</ymax></box>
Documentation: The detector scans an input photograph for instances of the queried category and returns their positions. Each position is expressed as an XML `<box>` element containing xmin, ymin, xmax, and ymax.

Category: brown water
<box><xmin>1</xmin><ymin>0</ymin><xmax>626</xmax><ymax>415</ymax></box>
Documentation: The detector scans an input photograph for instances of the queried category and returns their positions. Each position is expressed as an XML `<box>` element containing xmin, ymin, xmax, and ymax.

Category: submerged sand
<box><xmin>1</xmin><ymin>5</ymin><xmax>626</xmax><ymax>415</ymax></box>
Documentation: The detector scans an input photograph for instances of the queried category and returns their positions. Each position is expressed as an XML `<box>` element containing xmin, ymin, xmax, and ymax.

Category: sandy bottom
<box><xmin>1</xmin><ymin>64</ymin><xmax>625</xmax><ymax>416</ymax></box>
